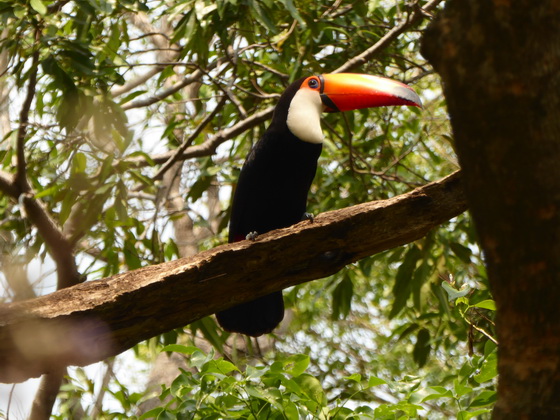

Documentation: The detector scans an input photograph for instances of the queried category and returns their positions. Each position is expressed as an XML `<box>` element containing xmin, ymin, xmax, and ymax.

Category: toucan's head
<box><xmin>278</xmin><ymin>73</ymin><xmax>422</xmax><ymax>144</ymax></box>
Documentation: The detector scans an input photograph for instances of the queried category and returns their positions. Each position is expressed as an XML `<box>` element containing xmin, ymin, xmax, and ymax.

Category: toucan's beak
<box><xmin>319</xmin><ymin>73</ymin><xmax>422</xmax><ymax>112</ymax></box>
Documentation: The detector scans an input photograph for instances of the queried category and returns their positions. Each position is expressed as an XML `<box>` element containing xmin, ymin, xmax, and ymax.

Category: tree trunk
<box><xmin>422</xmin><ymin>2</ymin><xmax>560</xmax><ymax>417</ymax></box>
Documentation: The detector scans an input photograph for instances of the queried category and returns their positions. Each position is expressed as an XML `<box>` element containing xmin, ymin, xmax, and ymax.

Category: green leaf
<box><xmin>30</xmin><ymin>0</ymin><xmax>46</xmax><ymax>15</ymax></box>
<box><xmin>71</xmin><ymin>152</ymin><xmax>87</xmax><ymax>174</ymax></box>
<box><xmin>442</xmin><ymin>282</ymin><xmax>471</xmax><ymax>301</ymax></box>
<box><xmin>413</xmin><ymin>328</ymin><xmax>430</xmax><ymax>367</ymax></box>
<box><xmin>284</xmin><ymin>354</ymin><xmax>309</xmax><ymax>377</ymax></box>
<box><xmin>453</xmin><ymin>379</ymin><xmax>473</xmax><ymax>397</ymax></box>
<box><xmin>59</xmin><ymin>190</ymin><xmax>77</xmax><ymax>225</ymax></box>
<box><xmin>123</xmin><ymin>239</ymin><xmax>141</xmax><ymax>269</ymax></box>
<box><xmin>204</xmin><ymin>359</ymin><xmax>239</xmax><ymax>375</ymax></box>
<box><xmin>450</xmin><ymin>242</ymin><xmax>472</xmax><ymax>264</ymax></box>
<box><xmin>119</xmin><ymin>90</ymin><xmax>148</xmax><ymax>105</ymax></box>
<box><xmin>248</xmin><ymin>0</ymin><xmax>278</xmax><ymax>34</ymax></box>
<box><xmin>139</xmin><ymin>407</ymin><xmax>165</xmax><ymax>419</ymax></box>
<box><xmin>192</xmin><ymin>317</ymin><xmax>225</xmax><ymax>354</ymax></box>
<box><xmin>459</xmin><ymin>409</ymin><xmax>493</xmax><ymax>420</ymax></box>
<box><xmin>188</xmin><ymin>175</ymin><xmax>213</xmax><ymax>203</ymax></box>
<box><xmin>472</xmin><ymin>299</ymin><xmax>496</xmax><ymax>311</ymax></box>
<box><xmin>162</xmin><ymin>344</ymin><xmax>201</xmax><ymax>355</ymax></box>
<box><xmin>390</xmin><ymin>245</ymin><xmax>422</xmax><ymax>318</ymax></box>
<box><xmin>412</xmin><ymin>260</ymin><xmax>431</xmax><ymax>310</ymax></box>
<box><xmin>367</xmin><ymin>376</ymin><xmax>387</xmax><ymax>387</ymax></box>
<box><xmin>331</xmin><ymin>274</ymin><xmax>353</xmax><ymax>320</ymax></box>
<box><xmin>294</xmin><ymin>374</ymin><xmax>327</xmax><ymax>406</ymax></box>
<box><xmin>284</xmin><ymin>401</ymin><xmax>299</xmax><ymax>419</ymax></box>
<box><xmin>343</xmin><ymin>373</ymin><xmax>361</xmax><ymax>383</ymax></box>
<box><xmin>469</xmin><ymin>390</ymin><xmax>497</xmax><ymax>408</ymax></box>
<box><xmin>474</xmin><ymin>353</ymin><xmax>498</xmax><ymax>384</ymax></box>
<box><xmin>34</xmin><ymin>184</ymin><xmax>60</xmax><ymax>199</ymax></box>
<box><xmin>422</xmin><ymin>387</ymin><xmax>453</xmax><ymax>402</ymax></box>
<box><xmin>280</xmin><ymin>0</ymin><xmax>305</xmax><ymax>25</ymax></box>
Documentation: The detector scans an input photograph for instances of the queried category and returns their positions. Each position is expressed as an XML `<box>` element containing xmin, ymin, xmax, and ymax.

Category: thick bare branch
<box><xmin>0</xmin><ymin>172</ymin><xmax>466</xmax><ymax>383</ymax></box>
<box><xmin>14</xmin><ymin>35</ymin><xmax>39</xmax><ymax>193</ymax></box>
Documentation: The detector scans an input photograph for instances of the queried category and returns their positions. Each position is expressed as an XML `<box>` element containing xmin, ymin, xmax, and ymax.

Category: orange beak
<box><xmin>319</xmin><ymin>73</ymin><xmax>422</xmax><ymax>112</ymax></box>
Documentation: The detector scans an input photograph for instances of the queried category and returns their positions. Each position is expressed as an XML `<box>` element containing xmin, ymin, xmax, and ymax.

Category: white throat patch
<box><xmin>286</xmin><ymin>88</ymin><xmax>324</xmax><ymax>144</ymax></box>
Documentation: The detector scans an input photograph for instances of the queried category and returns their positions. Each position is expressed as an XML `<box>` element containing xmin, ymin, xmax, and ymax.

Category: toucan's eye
<box><xmin>308</xmin><ymin>78</ymin><xmax>320</xmax><ymax>89</ymax></box>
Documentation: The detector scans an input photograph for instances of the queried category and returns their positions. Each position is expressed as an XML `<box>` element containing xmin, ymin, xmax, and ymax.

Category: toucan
<box><xmin>216</xmin><ymin>73</ymin><xmax>422</xmax><ymax>337</ymax></box>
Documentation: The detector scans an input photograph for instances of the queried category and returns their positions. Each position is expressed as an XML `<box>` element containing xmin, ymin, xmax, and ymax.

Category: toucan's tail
<box><xmin>216</xmin><ymin>292</ymin><xmax>284</xmax><ymax>337</ymax></box>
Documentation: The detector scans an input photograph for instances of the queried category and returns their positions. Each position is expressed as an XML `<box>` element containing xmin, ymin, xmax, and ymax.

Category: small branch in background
<box><xmin>147</xmin><ymin>95</ymin><xmax>228</xmax><ymax>186</ymax></box>
<box><xmin>90</xmin><ymin>359</ymin><xmax>115</xmax><ymax>419</ymax></box>
<box><xmin>122</xmin><ymin>68</ymin><xmax>206</xmax><ymax>110</ymax></box>
<box><xmin>28</xmin><ymin>369</ymin><xmax>66</xmax><ymax>420</ymax></box>
<box><xmin>111</xmin><ymin>66</ymin><xmax>166</xmax><ymax>98</ymax></box>
<box><xmin>211</xmin><ymin>77</ymin><xmax>248</xmax><ymax>119</ymax></box>
<box><xmin>122</xmin><ymin>106</ymin><xmax>275</xmax><ymax>170</ymax></box>
<box><xmin>121</xmin><ymin>59</ymin><xmax>226</xmax><ymax>111</ymax></box>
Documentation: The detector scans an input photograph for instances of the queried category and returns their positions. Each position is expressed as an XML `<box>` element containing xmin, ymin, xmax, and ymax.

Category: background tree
<box><xmin>0</xmin><ymin>0</ymin><xmax>505</xmax><ymax>418</ymax></box>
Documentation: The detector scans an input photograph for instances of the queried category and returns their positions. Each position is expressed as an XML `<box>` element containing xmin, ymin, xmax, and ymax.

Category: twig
<box><xmin>122</xmin><ymin>68</ymin><xmax>207</xmax><ymax>110</ymax></box>
<box><xmin>148</xmin><ymin>95</ymin><xmax>228</xmax><ymax>185</ymax></box>
<box><xmin>121</xmin><ymin>57</ymin><xmax>225</xmax><ymax>110</ymax></box>
<box><xmin>112</xmin><ymin>66</ymin><xmax>165</xmax><ymax>97</ymax></box>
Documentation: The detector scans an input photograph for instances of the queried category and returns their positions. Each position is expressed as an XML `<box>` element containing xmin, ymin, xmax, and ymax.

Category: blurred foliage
<box><xmin>0</xmin><ymin>0</ymin><xmax>496</xmax><ymax>417</ymax></box>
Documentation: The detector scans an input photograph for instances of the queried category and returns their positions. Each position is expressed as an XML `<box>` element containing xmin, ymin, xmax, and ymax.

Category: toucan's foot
<box><xmin>302</xmin><ymin>212</ymin><xmax>314</xmax><ymax>223</ymax></box>
<box><xmin>246</xmin><ymin>231</ymin><xmax>259</xmax><ymax>241</ymax></box>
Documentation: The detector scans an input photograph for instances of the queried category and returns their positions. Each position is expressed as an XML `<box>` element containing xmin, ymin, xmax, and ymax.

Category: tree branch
<box><xmin>0</xmin><ymin>171</ymin><xmax>466</xmax><ymax>383</ymax></box>
<box><xmin>14</xmin><ymin>33</ymin><xmax>40</xmax><ymax>193</ymax></box>
<box><xmin>122</xmin><ymin>65</ymin><xmax>219</xmax><ymax>110</ymax></box>
<box><xmin>333</xmin><ymin>0</ymin><xmax>445</xmax><ymax>74</ymax></box>
<box><xmin>20</xmin><ymin>194</ymin><xmax>80</xmax><ymax>289</ymax></box>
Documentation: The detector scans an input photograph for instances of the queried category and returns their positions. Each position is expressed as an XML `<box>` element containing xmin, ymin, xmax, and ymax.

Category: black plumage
<box><xmin>216</xmin><ymin>77</ymin><xmax>321</xmax><ymax>337</ymax></box>
<box><xmin>215</xmin><ymin>73</ymin><xmax>421</xmax><ymax>336</ymax></box>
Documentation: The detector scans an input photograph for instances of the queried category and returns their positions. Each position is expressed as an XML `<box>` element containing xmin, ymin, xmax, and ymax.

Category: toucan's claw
<box><xmin>246</xmin><ymin>231</ymin><xmax>259</xmax><ymax>241</ymax></box>
<box><xmin>302</xmin><ymin>212</ymin><xmax>314</xmax><ymax>223</ymax></box>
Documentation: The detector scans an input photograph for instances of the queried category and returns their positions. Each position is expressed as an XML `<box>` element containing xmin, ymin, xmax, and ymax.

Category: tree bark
<box><xmin>0</xmin><ymin>172</ymin><xmax>466</xmax><ymax>383</ymax></box>
<box><xmin>422</xmin><ymin>2</ymin><xmax>560</xmax><ymax>417</ymax></box>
